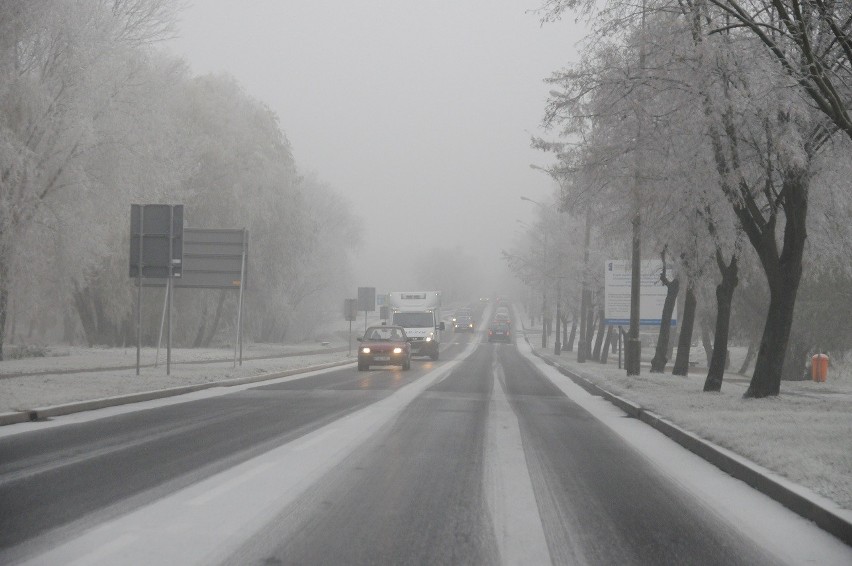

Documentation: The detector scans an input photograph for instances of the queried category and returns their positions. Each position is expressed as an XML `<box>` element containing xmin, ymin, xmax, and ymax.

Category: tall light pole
<box><xmin>577</xmin><ymin>208</ymin><xmax>591</xmax><ymax>363</ymax></box>
<box><xmin>626</xmin><ymin>0</ymin><xmax>648</xmax><ymax>376</ymax></box>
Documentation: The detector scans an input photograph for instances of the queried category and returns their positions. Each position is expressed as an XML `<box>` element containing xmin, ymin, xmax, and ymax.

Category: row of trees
<box><xmin>509</xmin><ymin>0</ymin><xmax>852</xmax><ymax>397</ymax></box>
<box><xmin>0</xmin><ymin>1</ymin><xmax>361</xmax><ymax>358</ymax></box>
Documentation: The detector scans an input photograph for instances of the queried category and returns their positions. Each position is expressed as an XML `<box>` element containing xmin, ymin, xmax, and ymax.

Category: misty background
<box><xmin>168</xmin><ymin>1</ymin><xmax>584</xmax><ymax>293</ymax></box>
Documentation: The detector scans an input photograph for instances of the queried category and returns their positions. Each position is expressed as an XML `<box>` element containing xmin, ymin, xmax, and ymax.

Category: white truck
<box><xmin>388</xmin><ymin>291</ymin><xmax>444</xmax><ymax>360</ymax></box>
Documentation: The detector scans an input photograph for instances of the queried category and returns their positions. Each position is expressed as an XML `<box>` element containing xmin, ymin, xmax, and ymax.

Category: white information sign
<box><xmin>604</xmin><ymin>259</ymin><xmax>676</xmax><ymax>326</ymax></box>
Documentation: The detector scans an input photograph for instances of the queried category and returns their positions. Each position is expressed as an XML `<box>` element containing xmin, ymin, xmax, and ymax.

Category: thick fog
<box><xmin>168</xmin><ymin>1</ymin><xmax>585</xmax><ymax>295</ymax></box>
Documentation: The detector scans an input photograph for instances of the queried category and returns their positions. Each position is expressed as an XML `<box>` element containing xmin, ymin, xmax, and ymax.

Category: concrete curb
<box><xmin>12</xmin><ymin>359</ymin><xmax>355</xmax><ymax>423</ymax></box>
<box><xmin>0</xmin><ymin>411</ymin><xmax>31</xmax><ymax>426</ymax></box>
<box><xmin>525</xmin><ymin>337</ymin><xmax>852</xmax><ymax>547</ymax></box>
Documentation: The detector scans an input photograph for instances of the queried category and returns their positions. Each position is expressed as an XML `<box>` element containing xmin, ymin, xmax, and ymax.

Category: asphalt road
<box><xmin>0</xmin><ymin>311</ymin><xmax>845</xmax><ymax>565</ymax></box>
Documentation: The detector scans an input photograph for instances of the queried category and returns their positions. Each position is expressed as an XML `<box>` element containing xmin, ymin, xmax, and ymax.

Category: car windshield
<box><xmin>393</xmin><ymin>312</ymin><xmax>434</xmax><ymax>328</ymax></box>
<box><xmin>365</xmin><ymin>327</ymin><xmax>404</xmax><ymax>341</ymax></box>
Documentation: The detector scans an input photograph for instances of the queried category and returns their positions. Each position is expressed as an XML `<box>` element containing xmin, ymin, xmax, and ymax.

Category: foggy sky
<box><xmin>167</xmin><ymin>1</ymin><xmax>586</xmax><ymax>293</ymax></box>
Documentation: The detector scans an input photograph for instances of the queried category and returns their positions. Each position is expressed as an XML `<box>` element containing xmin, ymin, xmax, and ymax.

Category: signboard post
<box><xmin>143</xmin><ymin>228</ymin><xmax>249</xmax><ymax>368</ymax></box>
<box><xmin>130</xmin><ymin>204</ymin><xmax>184</xmax><ymax>376</ymax></box>
<box><xmin>345</xmin><ymin>299</ymin><xmax>358</xmax><ymax>356</ymax></box>
<box><xmin>234</xmin><ymin>229</ymin><xmax>247</xmax><ymax>368</ymax></box>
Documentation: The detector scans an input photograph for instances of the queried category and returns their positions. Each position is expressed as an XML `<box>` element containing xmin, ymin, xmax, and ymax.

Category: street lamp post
<box><xmin>577</xmin><ymin>208</ymin><xmax>591</xmax><ymax>363</ymax></box>
<box><xmin>625</xmin><ymin>0</ymin><xmax>648</xmax><ymax>376</ymax></box>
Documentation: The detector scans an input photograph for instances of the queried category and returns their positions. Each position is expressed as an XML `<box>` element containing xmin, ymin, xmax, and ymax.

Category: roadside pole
<box><xmin>136</xmin><ymin>207</ymin><xmax>144</xmax><ymax>376</ymax></box>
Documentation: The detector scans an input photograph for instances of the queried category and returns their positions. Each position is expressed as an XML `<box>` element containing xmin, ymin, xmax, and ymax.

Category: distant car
<box><xmin>453</xmin><ymin>315</ymin><xmax>475</xmax><ymax>332</ymax></box>
<box><xmin>493</xmin><ymin>312</ymin><xmax>511</xmax><ymax>326</ymax></box>
<box><xmin>488</xmin><ymin>322</ymin><xmax>511</xmax><ymax>343</ymax></box>
<box><xmin>357</xmin><ymin>325</ymin><xmax>411</xmax><ymax>371</ymax></box>
<box><xmin>452</xmin><ymin>308</ymin><xmax>472</xmax><ymax>323</ymax></box>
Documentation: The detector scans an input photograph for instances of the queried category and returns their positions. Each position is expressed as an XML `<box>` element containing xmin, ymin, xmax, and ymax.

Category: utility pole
<box><xmin>626</xmin><ymin>0</ymin><xmax>647</xmax><ymax>376</ymax></box>
<box><xmin>578</xmin><ymin>208</ymin><xmax>591</xmax><ymax>363</ymax></box>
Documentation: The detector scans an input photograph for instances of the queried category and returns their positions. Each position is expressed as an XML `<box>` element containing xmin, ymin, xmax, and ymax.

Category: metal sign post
<box><xmin>136</xmin><ymin>207</ymin><xmax>144</xmax><ymax>376</ymax></box>
<box><xmin>130</xmin><ymin>204</ymin><xmax>184</xmax><ymax>377</ymax></box>
<box><xmin>234</xmin><ymin>229</ymin><xmax>247</xmax><ymax>368</ymax></box>
<box><xmin>167</xmin><ymin>206</ymin><xmax>174</xmax><ymax>376</ymax></box>
<box><xmin>155</xmin><ymin>286</ymin><xmax>168</xmax><ymax>367</ymax></box>
<box><xmin>345</xmin><ymin>299</ymin><xmax>357</xmax><ymax>356</ymax></box>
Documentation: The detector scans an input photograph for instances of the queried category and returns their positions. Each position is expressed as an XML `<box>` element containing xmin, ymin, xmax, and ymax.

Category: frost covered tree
<box><xmin>538</xmin><ymin>0</ymin><xmax>852</xmax><ymax>397</ymax></box>
<box><xmin>706</xmin><ymin>0</ymin><xmax>852</xmax><ymax>143</ymax></box>
<box><xmin>0</xmin><ymin>0</ymin><xmax>179</xmax><ymax>357</ymax></box>
<box><xmin>0</xmin><ymin>1</ymin><xmax>361</xmax><ymax>352</ymax></box>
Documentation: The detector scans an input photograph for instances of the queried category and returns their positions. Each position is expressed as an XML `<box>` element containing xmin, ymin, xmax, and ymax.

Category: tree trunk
<box><xmin>744</xmin><ymin>172</ymin><xmax>808</xmax><ymax>398</ymax></box>
<box><xmin>63</xmin><ymin>311</ymin><xmax>77</xmax><ymax>344</ymax></box>
<box><xmin>565</xmin><ymin>318</ymin><xmax>577</xmax><ymax>352</ymax></box>
<box><xmin>121</xmin><ymin>316</ymin><xmax>134</xmax><ymax>348</ymax></box>
<box><xmin>672</xmin><ymin>283</ymin><xmax>697</xmax><ymax>376</ymax></box>
<box><xmin>72</xmin><ymin>283</ymin><xmax>97</xmax><ymax>347</ymax></box>
<box><xmin>584</xmin><ymin>303</ymin><xmax>596</xmax><ymax>360</ymax></box>
<box><xmin>0</xmin><ymin>268</ymin><xmax>7</xmax><ymax>361</ymax></box>
<box><xmin>738</xmin><ymin>341</ymin><xmax>756</xmax><ymax>375</ymax></box>
<box><xmin>781</xmin><ymin>334</ymin><xmax>810</xmax><ymax>381</ymax></box>
<box><xmin>700</xmin><ymin>320</ymin><xmax>713</xmax><ymax>369</ymax></box>
<box><xmin>705</xmin><ymin>254</ymin><xmax>738</xmax><ymax>392</ymax></box>
<box><xmin>591</xmin><ymin>308</ymin><xmax>606</xmax><ymax>361</ymax></box>
<box><xmin>203</xmin><ymin>290</ymin><xmax>228</xmax><ymax>347</ymax></box>
<box><xmin>651</xmin><ymin>277</ymin><xmax>680</xmax><ymax>372</ymax></box>
<box><xmin>192</xmin><ymin>299</ymin><xmax>209</xmax><ymax>348</ymax></box>
<box><xmin>747</xmin><ymin>271</ymin><xmax>802</xmax><ymax>397</ymax></box>
<box><xmin>600</xmin><ymin>326</ymin><xmax>613</xmax><ymax>364</ymax></box>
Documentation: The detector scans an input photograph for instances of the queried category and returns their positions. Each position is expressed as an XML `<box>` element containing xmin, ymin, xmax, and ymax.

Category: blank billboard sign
<box><xmin>137</xmin><ymin>228</ymin><xmax>248</xmax><ymax>289</ymax></box>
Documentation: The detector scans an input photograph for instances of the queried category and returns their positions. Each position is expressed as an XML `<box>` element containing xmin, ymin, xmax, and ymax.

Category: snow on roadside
<box><xmin>0</xmin><ymin>343</ymin><xmax>353</xmax><ymax>414</ymax></box>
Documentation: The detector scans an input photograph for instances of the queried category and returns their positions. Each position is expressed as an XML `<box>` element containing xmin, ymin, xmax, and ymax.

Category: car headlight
<box><xmin>361</xmin><ymin>347</ymin><xmax>370</xmax><ymax>354</ymax></box>
<box><xmin>425</xmin><ymin>336</ymin><xmax>432</xmax><ymax>342</ymax></box>
<box><xmin>393</xmin><ymin>347</ymin><xmax>403</xmax><ymax>354</ymax></box>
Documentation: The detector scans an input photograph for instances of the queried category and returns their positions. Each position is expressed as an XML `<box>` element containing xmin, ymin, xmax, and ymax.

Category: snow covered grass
<box><xmin>530</xmin><ymin>342</ymin><xmax>852</xmax><ymax>510</ymax></box>
<box><xmin>0</xmin><ymin>342</ymin><xmax>353</xmax><ymax>414</ymax></box>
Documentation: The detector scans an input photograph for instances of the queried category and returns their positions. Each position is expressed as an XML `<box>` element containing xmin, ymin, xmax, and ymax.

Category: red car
<box><xmin>357</xmin><ymin>325</ymin><xmax>412</xmax><ymax>371</ymax></box>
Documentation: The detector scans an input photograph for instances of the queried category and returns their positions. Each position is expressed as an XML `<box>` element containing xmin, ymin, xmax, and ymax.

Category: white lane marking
<box><xmin>291</xmin><ymin>427</ymin><xmax>338</xmax><ymax>452</ymax></box>
<box><xmin>18</xmin><ymin>340</ymin><xmax>485</xmax><ymax>565</ymax></box>
<box><xmin>188</xmin><ymin>463</ymin><xmax>274</xmax><ymax>506</ymax></box>
<box><xmin>66</xmin><ymin>533</ymin><xmax>137</xmax><ymax>566</ymax></box>
<box><xmin>485</xmin><ymin>357</ymin><xmax>552</xmax><ymax>566</ymax></box>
